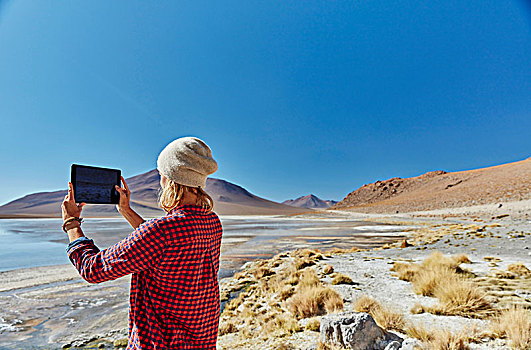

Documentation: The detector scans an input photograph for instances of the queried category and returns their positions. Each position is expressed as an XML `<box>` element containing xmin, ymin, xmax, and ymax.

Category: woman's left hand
<box><xmin>61</xmin><ymin>182</ymin><xmax>86</xmax><ymax>221</ymax></box>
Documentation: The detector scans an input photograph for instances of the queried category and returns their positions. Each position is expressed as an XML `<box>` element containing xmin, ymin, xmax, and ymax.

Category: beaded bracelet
<box><xmin>62</xmin><ymin>217</ymin><xmax>83</xmax><ymax>233</ymax></box>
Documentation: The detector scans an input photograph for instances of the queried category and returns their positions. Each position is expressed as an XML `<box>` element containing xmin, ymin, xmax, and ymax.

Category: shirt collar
<box><xmin>167</xmin><ymin>204</ymin><xmax>211</xmax><ymax>216</ymax></box>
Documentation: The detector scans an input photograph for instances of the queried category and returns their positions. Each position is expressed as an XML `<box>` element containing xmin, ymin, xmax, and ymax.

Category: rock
<box><xmin>320</xmin><ymin>312</ymin><xmax>402</xmax><ymax>350</ymax></box>
<box><xmin>384</xmin><ymin>341</ymin><xmax>401</xmax><ymax>350</ymax></box>
<box><xmin>113</xmin><ymin>338</ymin><xmax>128</xmax><ymax>348</ymax></box>
<box><xmin>400</xmin><ymin>338</ymin><xmax>423</xmax><ymax>350</ymax></box>
<box><xmin>400</xmin><ymin>239</ymin><xmax>412</xmax><ymax>248</ymax></box>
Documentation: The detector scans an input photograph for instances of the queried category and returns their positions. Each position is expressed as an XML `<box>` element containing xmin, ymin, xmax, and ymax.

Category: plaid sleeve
<box><xmin>67</xmin><ymin>219</ymin><xmax>166</xmax><ymax>283</ymax></box>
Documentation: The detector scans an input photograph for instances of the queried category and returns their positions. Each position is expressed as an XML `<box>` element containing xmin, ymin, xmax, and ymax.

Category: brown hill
<box><xmin>331</xmin><ymin>157</ymin><xmax>531</xmax><ymax>213</ymax></box>
<box><xmin>0</xmin><ymin>169</ymin><xmax>304</xmax><ymax>218</ymax></box>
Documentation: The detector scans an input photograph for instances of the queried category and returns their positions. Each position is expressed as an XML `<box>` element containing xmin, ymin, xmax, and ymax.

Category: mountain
<box><xmin>282</xmin><ymin>194</ymin><xmax>337</xmax><ymax>209</ymax></box>
<box><xmin>332</xmin><ymin>156</ymin><xmax>531</xmax><ymax>213</ymax></box>
<box><xmin>0</xmin><ymin>169</ymin><xmax>304</xmax><ymax>218</ymax></box>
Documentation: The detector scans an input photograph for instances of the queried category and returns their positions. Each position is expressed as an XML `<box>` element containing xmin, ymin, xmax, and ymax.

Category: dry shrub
<box><xmin>413</xmin><ymin>267</ymin><xmax>455</xmax><ymax>296</ymax></box>
<box><xmin>453</xmin><ymin>254</ymin><xmax>472</xmax><ymax>264</ymax></box>
<box><xmin>295</xmin><ymin>258</ymin><xmax>316</xmax><ymax>270</ymax></box>
<box><xmin>410</xmin><ymin>303</ymin><xmax>425</xmax><ymax>314</ymax></box>
<box><xmin>253</xmin><ymin>267</ymin><xmax>274</xmax><ymax>279</ymax></box>
<box><xmin>391</xmin><ymin>251</ymin><xmax>492</xmax><ymax>318</ymax></box>
<box><xmin>488</xmin><ymin>306</ymin><xmax>531</xmax><ymax>350</ymax></box>
<box><xmin>224</xmin><ymin>293</ymin><xmax>244</xmax><ymax>311</ymax></box>
<box><xmin>276</xmin><ymin>344</ymin><xmax>295</xmax><ymax>350</ymax></box>
<box><xmin>218</xmin><ymin>321</ymin><xmax>237</xmax><ymax>335</ymax></box>
<box><xmin>491</xmin><ymin>269</ymin><xmax>517</xmax><ymax>279</ymax></box>
<box><xmin>305</xmin><ymin>317</ymin><xmax>321</xmax><ymax>332</ymax></box>
<box><xmin>323</xmin><ymin>264</ymin><xmax>334</xmax><ymax>275</ymax></box>
<box><xmin>507</xmin><ymin>262</ymin><xmax>531</xmax><ymax>277</ymax></box>
<box><xmin>405</xmin><ymin>323</ymin><xmax>432</xmax><ymax>342</ymax></box>
<box><xmin>390</xmin><ymin>261</ymin><xmax>420</xmax><ymax>281</ymax></box>
<box><xmin>353</xmin><ymin>295</ymin><xmax>405</xmax><ymax>332</ymax></box>
<box><xmin>288</xmin><ymin>270</ymin><xmax>343</xmax><ymax>319</ymax></box>
<box><xmin>406</xmin><ymin>323</ymin><xmax>472</xmax><ymax>349</ymax></box>
<box><xmin>484</xmin><ymin>256</ymin><xmax>502</xmax><ymax>262</ymax></box>
<box><xmin>220</xmin><ymin>290</ymin><xmax>230</xmax><ymax>302</ymax></box>
<box><xmin>423</xmin><ymin>251</ymin><xmax>463</xmax><ymax>273</ymax></box>
<box><xmin>353</xmin><ymin>295</ymin><xmax>381</xmax><ymax>314</ymax></box>
<box><xmin>427</xmin><ymin>275</ymin><xmax>493</xmax><ymax>318</ymax></box>
<box><xmin>430</xmin><ymin>329</ymin><xmax>470</xmax><ymax>350</ymax></box>
<box><xmin>293</xmin><ymin>248</ymin><xmax>324</xmax><ymax>261</ymax></box>
<box><xmin>268</xmin><ymin>313</ymin><xmax>300</xmax><ymax>334</ymax></box>
<box><xmin>316</xmin><ymin>341</ymin><xmax>345</xmax><ymax>350</ymax></box>
<box><xmin>325</xmin><ymin>247</ymin><xmax>360</xmax><ymax>255</ymax></box>
<box><xmin>331</xmin><ymin>273</ymin><xmax>355</xmax><ymax>285</ymax></box>
<box><xmin>372</xmin><ymin>306</ymin><xmax>406</xmax><ymax>332</ymax></box>
<box><xmin>279</xmin><ymin>285</ymin><xmax>295</xmax><ymax>301</ymax></box>
<box><xmin>299</xmin><ymin>269</ymin><xmax>320</xmax><ymax>287</ymax></box>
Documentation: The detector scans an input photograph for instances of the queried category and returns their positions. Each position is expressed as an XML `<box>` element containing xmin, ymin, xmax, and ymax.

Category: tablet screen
<box><xmin>71</xmin><ymin>164</ymin><xmax>121</xmax><ymax>204</ymax></box>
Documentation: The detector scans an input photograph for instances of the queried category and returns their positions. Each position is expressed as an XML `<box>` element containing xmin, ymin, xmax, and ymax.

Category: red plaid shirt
<box><xmin>67</xmin><ymin>205</ymin><xmax>223</xmax><ymax>350</ymax></box>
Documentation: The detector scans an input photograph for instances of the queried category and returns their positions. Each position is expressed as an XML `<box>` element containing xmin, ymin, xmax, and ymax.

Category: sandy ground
<box><xmin>0</xmin><ymin>200</ymin><xmax>529</xmax><ymax>349</ymax></box>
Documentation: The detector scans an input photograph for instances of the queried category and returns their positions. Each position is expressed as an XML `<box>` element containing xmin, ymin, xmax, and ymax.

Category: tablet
<box><xmin>71</xmin><ymin>164</ymin><xmax>121</xmax><ymax>204</ymax></box>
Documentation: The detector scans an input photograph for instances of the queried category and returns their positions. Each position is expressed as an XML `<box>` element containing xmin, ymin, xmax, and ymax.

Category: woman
<box><xmin>61</xmin><ymin>137</ymin><xmax>222</xmax><ymax>350</ymax></box>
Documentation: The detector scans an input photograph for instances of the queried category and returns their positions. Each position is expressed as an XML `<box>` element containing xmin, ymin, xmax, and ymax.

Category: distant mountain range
<box><xmin>282</xmin><ymin>194</ymin><xmax>337</xmax><ymax>209</ymax></box>
<box><xmin>332</xmin><ymin>156</ymin><xmax>531</xmax><ymax>213</ymax></box>
<box><xmin>0</xmin><ymin>169</ymin><xmax>305</xmax><ymax>218</ymax></box>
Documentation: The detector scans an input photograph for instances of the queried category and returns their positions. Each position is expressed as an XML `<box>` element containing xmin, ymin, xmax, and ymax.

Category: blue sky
<box><xmin>0</xmin><ymin>1</ymin><xmax>530</xmax><ymax>205</ymax></box>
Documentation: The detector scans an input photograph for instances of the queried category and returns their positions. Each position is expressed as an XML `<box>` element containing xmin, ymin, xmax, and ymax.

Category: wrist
<box><xmin>62</xmin><ymin>217</ymin><xmax>83</xmax><ymax>233</ymax></box>
<box><xmin>118</xmin><ymin>206</ymin><xmax>132</xmax><ymax>214</ymax></box>
<box><xmin>67</xmin><ymin>226</ymin><xmax>85</xmax><ymax>242</ymax></box>
<box><xmin>64</xmin><ymin>221</ymin><xmax>81</xmax><ymax>231</ymax></box>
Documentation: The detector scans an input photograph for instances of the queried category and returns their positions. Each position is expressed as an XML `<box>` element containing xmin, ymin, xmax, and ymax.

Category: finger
<box><xmin>68</xmin><ymin>182</ymin><xmax>76</xmax><ymax>202</ymax></box>
<box><xmin>121</xmin><ymin>176</ymin><xmax>130</xmax><ymax>192</ymax></box>
<box><xmin>78</xmin><ymin>202</ymin><xmax>86</xmax><ymax>209</ymax></box>
<box><xmin>115</xmin><ymin>186</ymin><xmax>127</xmax><ymax>197</ymax></box>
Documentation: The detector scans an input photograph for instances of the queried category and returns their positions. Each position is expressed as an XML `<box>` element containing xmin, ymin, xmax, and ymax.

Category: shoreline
<box><xmin>0</xmin><ymin>202</ymin><xmax>529</xmax><ymax>349</ymax></box>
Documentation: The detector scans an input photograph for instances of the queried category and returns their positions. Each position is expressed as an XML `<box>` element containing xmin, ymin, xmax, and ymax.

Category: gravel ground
<box><xmin>218</xmin><ymin>209</ymin><xmax>531</xmax><ymax>350</ymax></box>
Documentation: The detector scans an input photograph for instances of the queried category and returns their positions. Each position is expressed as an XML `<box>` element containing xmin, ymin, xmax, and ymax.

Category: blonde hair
<box><xmin>158</xmin><ymin>179</ymin><xmax>214</xmax><ymax>212</ymax></box>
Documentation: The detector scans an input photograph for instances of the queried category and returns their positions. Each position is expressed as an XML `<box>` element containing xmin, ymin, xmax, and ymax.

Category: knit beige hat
<box><xmin>157</xmin><ymin>137</ymin><xmax>218</xmax><ymax>188</ymax></box>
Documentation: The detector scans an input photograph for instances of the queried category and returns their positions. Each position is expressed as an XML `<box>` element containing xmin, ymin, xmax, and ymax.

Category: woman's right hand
<box><xmin>115</xmin><ymin>176</ymin><xmax>131</xmax><ymax>213</ymax></box>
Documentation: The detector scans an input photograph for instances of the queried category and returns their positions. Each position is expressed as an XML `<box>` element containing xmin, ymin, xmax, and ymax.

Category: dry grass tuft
<box><xmin>390</xmin><ymin>261</ymin><xmax>420</xmax><ymax>282</ymax></box>
<box><xmin>484</xmin><ymin>256</ymin><xmax>502</xmax><ymax>262</ymax></box>
<box><xmin>427</xmin><ymin>275</ymin><xmax>493</xmax><ymax>318</ymax></box>
<box><xmin>288</xmin><ymin>269</ymin><xmax>343</xmax><ymax>319</ymax></box>
<box><xmin>218</xmin><ymin>321</ymin><xmax>237</xmax><ymax>335</ymax></box>
<box><xmin>390</xmin><ymin>251</ymin><xmax>493</xmax><ymax>318</ymax></box>
<box><xmin>352</xmin><ymin>295</ymin><xmax>405</xmax><ymax>332</ymax></box>
<box><xmin>325</xmin><ymin>247</ymin><xmax>361</xmax><ymax>255</ymax></box>
<box><xmin>323</xmin><ymin>264</ymin><xmax>334</xmax><ymax>275</ymax></box>
<box><xmin>295</xmin><ymin>259</ymin><xmax>316</xmax><ymax>270</ymax></box>
<box><xmin>412</xmin><ymin>267</ymin><xmax>454</xmax><ymax>296</ymax></box>
<box><xmin>507</xmin><ymin>262</ymin><xmax>531</xmax><ymax>277</ymax></box>
<box><xmin>453</xmin><ymin>254</ymin><xmax>472</xmax><ymax>264</ymax></box>
<box><xmin>488</xmin><ymin>306</ymin><xmax>531</xmax><ymax>350</ymax></box>
<box><xmin>353</xmin><ymin>295</ymin><xmax>381</xmax><ymax>314</ymax></box>
<box><xmin>406</xmin><ymin>323</ymin><xmax>473</xmax><ymax>349</ymax></box>
<box><xmin>253</xmin><ymin>267</ymin><xmax>274</xmax><ymax>279</ymax></box>
<box><xmin>410</xmin><ymin>303</ymin><xmax>425</xmax><ymax>314</ymax></box>
<box><xmin>299</xmin><ymin>269</ymin><xmax>320</xmax><ymax>287</ymax></box>
<box><xmin>279</xmin><ymin>285</ymin><xmax>295</xmax><ymax>301</ymax></box>
<box><xmin>316</xmin><ymin>341</ymin><xmax>345</xmax><ymax>350</ymax></box>
<box><xmin>305</xmin><ymin>317</ymin><xmax>321</xmax><ymax>332</ymax></box>
<box><xmin>268</xmin><ymin>313</ymin><xmax>300</xmax><ymax>334</ymax></box>
<box><xmin>331</xmin><ymin>273</ymin><xmax>355</xmax><ymax>285</ymax></box>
